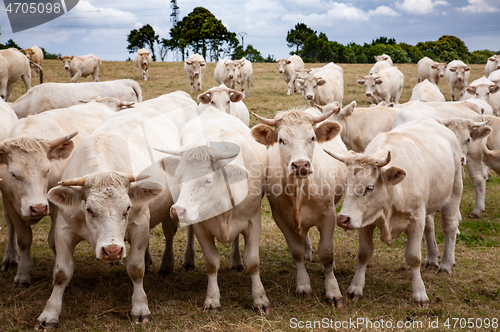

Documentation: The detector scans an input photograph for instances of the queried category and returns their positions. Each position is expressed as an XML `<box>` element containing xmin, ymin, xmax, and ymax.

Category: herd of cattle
<box><xmin>0</xmin><ymin>45</ymin><xmax>500</xmax><ymax>328</ymax></box>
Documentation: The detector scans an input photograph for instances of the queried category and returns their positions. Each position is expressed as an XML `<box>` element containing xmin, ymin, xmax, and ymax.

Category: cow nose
<box><xmin>439</xmin><ymin>73</ymin><xmax>444</xmax><ymax>77</ymax></box>
<box><xmin>64</xmin><ymin>66</ymin><xmax>69</xmax><ymax>70</ymax></box>
<box><xmin>457</xmin><ymin>77</ymin><xmax>462</xmax><ymax>81</ymax></box>
<box><xmin>229</xmin><ymin>74</ymin><xmax>233</xmax><ymax>79</ymax></box>
<box><xmin>101</xmin><ymin>244</ymin><xmax>124</xmax><ymax>261</ymax></box>
<box><xmin>306</xmin><ymin>94</ymin><xmax>314</xmax><ymax>100</ymax></box>
<box><xmin>170</xmin><ymin>206</ymin><xmax>186</xmax><ymax>221</ymax></box>
<box><xmin>30</xmin><ymin>204</ymin><xmax>48</xmax><ymax>217</ymax></box>
<box><xmin>366</xmin><ymin>93</ymin><xmax>371</xmax><ymax>97</ymax></box>
<box><xmin>290</xmin><ymin>160</ymin><xmax>312</xmax><ymax>176</ymax></box>
<box><xmin>337</xmin><ymin>214</ymin><xmax>350</xmax><ymax>228</ymax></box>
<box><xmin>461</xmin><ymin>157</ymin><xmax>466</xmax><ymax>165</ymax></box>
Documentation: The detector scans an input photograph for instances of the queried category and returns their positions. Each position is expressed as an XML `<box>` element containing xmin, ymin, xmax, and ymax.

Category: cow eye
<box><xmin>86</xmin><ymin>207</ymin><xmax>94</xmax><ymax>217</ymax></box>
<box><xmin>10</xmin><ymin>172</ymin><xmax>17</xmax><ymax>180</ymax></box>
<box><xmin>278</xmin><ymin>138</ymin><xmax>285</xmax><ymax>144</ymax></box>
<box><xmin>311</xmin><ymin>137</ymin><xmax>316</xmax><ymax>142</ymax></box>
<box><xmin>227</xmin><ymin>100</ymin><xmax>230</xmax><ymax>104</ymax></box>
<box><xmin>363</xmin><ymin>185</ymin><xmax>374</xmax><ymax>196</ymax></box>
<box><xmin>204</xmin><ymin>178</ymin><xmax>213</xmax><ymax>185</ymax></box>
<box><xmin>44</xmin><ymin>169</ymin><xmax>50</xmax><ymax>177</ymax></box>
<box><xmin>466</xmin><ymin>137</ymin><xmax>471</xmax><ymax>143</ymax></box>
<box><xmin>123</xmin><ymin>205</ymin><xmax>131</xmax><ymax>217</ymax></box>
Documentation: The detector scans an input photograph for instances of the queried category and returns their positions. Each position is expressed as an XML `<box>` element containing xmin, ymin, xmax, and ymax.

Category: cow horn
<box><xmin>312</xmin><ymin>107</ymin><xmax>337</xmax><ymax>124</ymax></box>
<box><xmin>252</xmin><ymin>112</ymin><xmax>277</xmax><ymax>126</ymax></box>
<box><xmin>314</xmin><ymin>103</ymin><xmax>323</xmax><ymax>112</ymax></box>
<box><xmin>126</xmin><ymin>173</ymin><xmax>150</xmax><ymax>182</ymax></box>
<box><xmin>211</xmin><ymin>147</ymin><xmax>240</xmax><ymax>160</ymax></box>
<box><xmin>58</xmin><ymin>177</ymin><xmax>86</xmax><ymax>186</ymax></box>
<box><xmin>78</xmin><ymin>100</ymin><xmax>90</xmax><ymax>103</ymax></box>
<box><xmin>377</xmin><ymin>151</ymin><xmax>391</xmax><ymax>167</ymax></box>
<box><xmin>120</xmin><ymin>101</ymin><xmax>135</xmax><ymax>107</ymax></box>
<box><xmin>473</xmin><ymin>120</ymin><xmax>490</xmax><ymax>128</ymax></box>
<box><xmin>154</xmin><ymin>147</ymin><xmax>181</xmax><ymax>155</ymax></box>
<box><xmin>323</xmin><ymin>149</ymin><xmax>347</xmax><ymax>163</ymax></box>
<box><xmin>49</xmin><ymin>132</ymin><xmax>78</xmax><ymax>147</ymax></box>
<box><xmin>0</xmin><ymin>142</ymin><xmax>5</xmax><ymax>152</ymax></box>
<box><xmin>485</xmin><ymin>146</ymin><xmax>500</xmax><ymax>158</ymax></box>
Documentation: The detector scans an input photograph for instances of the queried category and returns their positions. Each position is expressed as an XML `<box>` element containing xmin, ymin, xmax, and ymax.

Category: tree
<box><xmin>158</xmin><ymin>38</ymin><xmax>169</xmax><ymax>62</ymax></box>
<box><xmin>286</xmin><ymin>23</ymin><xmax>316</xmax><ymax>53</ymax></box>
<box><xmin>127</xmin><ymin>24</ymin><xmax>158</xmax><ymax>61</ymax></box>
<box><xmin>0</xmin><ymin>39</ymin><xmax>22</xmax><ymax>50</ymax></box>
<box><xmin>232</xmin><ymin>44</ymin><xmax>264</xmax><ymax>62</ymax></box>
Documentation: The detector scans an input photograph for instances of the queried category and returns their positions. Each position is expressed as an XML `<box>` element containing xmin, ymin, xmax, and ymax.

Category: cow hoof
<box><xmin>348</xmin><ymin>292</ymin><xmax>363</xmax><ymax>301</ymax></box>
<box><xmin>297</xmin><ymin>291</ymin><xmax>313</xmax><ymax>299</ymax></box>
<box><xmin>158</xmin><ymin>267</ymin><xmax>174</xmax><ymax>278</ymax></box>
<box><xmin>204</xmin><ymin>305</ymin><xmax>221</xmax><ymax>312</ymax></box>
<box><xmin>36</xmin><ymin>320</ymin><xmax>58</xmax><ymax>330</ymax></box>
<box><xmin>414</xmin><ymin>300</ymin><xmax>430</xmax><ymax>308</ymax></box>
<box><xmin>437</xmin><ymin>266</ymin><xmax>452</xmax><ymax>274</ymax></box>
<box><xmin>253</xmin><ymin>305</ymin><xmax>272</xmax><ymax>315</ymax></box>
<box><xmin>425</xmin><ymin>262</ymin><xmax>439</xmax><ymax>270</ymax></box>
<box><xmin>304</xmin><ymin>253</ymin><xmax>312</xmax><ymax>262</ymax></box>
<box><xmin>1</xmin><ymin>261</ymin><xmax>18</xmax><ymax>271</ymax></box>
<box><xmin>131</xmin><ymin>314</ymin><xmax>151</xmax><ymax>323</ymax></box>
<box><xmin>231</xmin><ymin>264</ymin><xmax>244</xmax><ymax>272</ymax></box>
<box><xmin>182</xmin><ymin>262</ymin><xmax>196</xmax><ymax>272</ymax></box>
<box><xmin>469</xmin><ymin>212</ymin><xmax>481</xmax><ymax>218</ymax></box>
<box><xmin>13</xmin><ymin>280</ymin><xmax>31</xmax><ymax>288</ymax></box>
<box><xmin>327</xmin><ymin>297</ymin><xmax>344</xmax><ymax>308</ymax></box>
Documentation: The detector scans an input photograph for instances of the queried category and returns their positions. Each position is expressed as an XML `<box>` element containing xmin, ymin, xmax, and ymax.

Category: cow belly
<box><xmin>198</xmin><ymin>217</ymin><xmax>247</xmax><ymax>246</ymax></box>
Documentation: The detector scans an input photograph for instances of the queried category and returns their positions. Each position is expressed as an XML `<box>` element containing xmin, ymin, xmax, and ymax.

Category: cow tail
<box><xmin>99</xmin><ymin>60</ymin><xmax>104</xmax><ymax>76</ymax></box>
<box><xmin>133</xmin><ymin>83</ymin><xmax>143</xmax><ymax>102</ymax></box>
<box><xmin>39</xmin><ymin>67</ymin><xmax>43</xmax><ymax>84</ymax></box>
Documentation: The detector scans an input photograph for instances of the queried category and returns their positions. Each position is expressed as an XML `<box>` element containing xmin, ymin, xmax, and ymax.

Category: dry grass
<box><xmin>1</xmin><ymin>60</ymin><xmax>499</xmax><ymax>332</ymax></box>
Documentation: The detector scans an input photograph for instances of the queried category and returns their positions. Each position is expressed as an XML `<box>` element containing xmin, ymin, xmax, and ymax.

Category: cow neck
<box><xmin>207</xmin><ymin>146</ymin><xmax>236</xmax><ymax>208</ymax></box>
<box><xmin>291</xmin><ymin>176</ymin><xmax>308</xmax><ymax>239</ymax></box>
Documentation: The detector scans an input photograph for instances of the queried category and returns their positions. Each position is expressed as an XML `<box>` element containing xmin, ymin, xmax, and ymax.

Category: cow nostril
<box><xmin>337</xmin><ymin>215</ymin><xmax>350</xmax><ymax>227</ymax></box>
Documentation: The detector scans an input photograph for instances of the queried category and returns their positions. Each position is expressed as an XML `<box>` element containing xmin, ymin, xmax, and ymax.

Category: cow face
<box><xmin>326</xmin><ymin>151</ymin><xmax>406</xmax><ymax>229</ymax></box>
<box><xmin>432</xmin><ymin>62</ymin><xmax>447</xmax><ymax>78</ymax></box>
<box><xmin>277</xmin><ymin>59</ymin><xmax>291</xmax><ymax>74</ymax></box>
<box><xmin>60</xmin><ymin>55</ymin><xmax>74</xmax><ymax>70</ymax></box>
<box><xmin>48</xmin><ymin>172</ymin><xmax>162</xmax><ymax>261</ymax></box>
<box><xmin>251</xmin><ymin>110</ymin><xmax>341</xmax><ymax>177</ymax></box>
<box><xmin>448</xmin><ymin>65</ymin><xmax>470</xmax><ymax>82</ymax></box>
<box><xmin>357</xmin><ymin>75</ymin><xmax>382</xmax><ymax>98</ymax></box>
<box><xmin>466</xmin><ymin>83</ymin><xmax>500</xmax><ymax>105</ymax></box>
<box><xmin>488</xmin><ymin>56</ymin><xmax>500</xmax><ymax>71</ymax></box>
<box><xmin>224</xmin><ymin>60</ymin><xmax>240</xmax><ymax>81</ymax></box>
<box><xmin>297</xmin><ymin>76</ymin><xmax>327</xmax><ymax>101</ymax></box>
<box><xmin>0</xmin><ymin>133</ymin><xmax>77</xmax><ymax>222</ymax></box>
<box><xmin>374</xmin><ymin>54</ymin><xmax>390</xmax><ymax>62</ymax></box>
<box><xmin>197</xmin><ymin>86</ymin><xmax>244</xmax><ymax>114</ymax></box>
<box><xmin>23</xmin><ymin>48</ymin><xmax>35</xmax><ymax>61</ymax></box>
<box><xmin>160</xmin><ymin>143</ymin><xmax>247</xmax><ymax>224</ymax></box>
<box><xmin>186</xmin><ymin>60</ymin><xmax>206</xmax><ymax>77</ymax></box>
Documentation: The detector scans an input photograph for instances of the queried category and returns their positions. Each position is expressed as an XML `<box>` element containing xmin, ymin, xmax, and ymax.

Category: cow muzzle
<box><xmin>30</xmin><ymin>204</ymin><xmax>48</xmax><ymax>217</ymax></box>
<box><xmin>439</xmin><ymin>73</ymin><xmax>444</xmax><ymax>77</ymax></box>
<box><xmin>279</xmin><ymin>70</ymin><xmax>283</xmax><ymax>74</ymax></box>
<box><xmin>290</xmin><ymin>159</ymin><xmax>312</xmax><ymax>177</ymax></box>
<box><xmin>64</xmin><ymin>65</ymin><xmax>69</xmax><ymax>70</ymax></box>
<box><xmin>101</xmin><ymin>244</ymin><xmax>124</xmax><ymax>261</ymax></box>
<box><xmin>170</xmin><ymin>205</ymin><xmax>186</xmax><ymax>221</ymax></box>
<box><xmin>337</xmin><ymin>214</ymin><xmax>351</xmax><ymax>229</ymax></box>
<box><xmin>457</xmin><ymin>77</ymin><xmax>463</xmax><ymax>82</ymax></box>
<box><xmin>306</xmin><ymin>94</ymin><xmax>314</xmax><ymax>100</ymax></box>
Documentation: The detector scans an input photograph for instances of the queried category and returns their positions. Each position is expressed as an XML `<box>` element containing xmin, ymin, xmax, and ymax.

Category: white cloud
<box><xmin>368</xmin><ymin>6</ymin><xmax>400</xmax><ymax>17</ymax></box>
<box><xmin>459</xmin><ymin>0</ymin><xmax>500</xmax><ymax>13</ymax></box>
<box><xmin>395</xmin><ymin>0</ymin><xmax>449</xmax><ymax>14</ymax></box>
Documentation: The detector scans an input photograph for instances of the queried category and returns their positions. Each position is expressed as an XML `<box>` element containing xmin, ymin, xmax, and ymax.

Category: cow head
<box><xmin>297</xmin><ymin>75</ymin><xmax>327</xmax><ymax>102</ymax></box>
<box><xmin>138</xmin><ymin>49</ymin><xmax>150</xmax><ymax>69</ymax></box>
<box><xmin>23</xmin><ymin>48</ymin><xmax>35</xmax><ymax>60</ymax></box>
<box><xmin>223</xmin><ymin>60</ymin><xmax>240</xmax><ymax>81</ymax></box>
<box><xmin>441</xmin><ymin>119</ymin><xmax>491</xmax><ymax>165</ymax></box>
<box><xmin>158</xmin><ymin>142</ymin><xmax>247</xmax><ymax>224</ymax></box>
<box><xmin>488</xmin><ymin>55</ymin><xmax>500</xmax><ymax>70</ymax></box>
<box><xmin>431</xmin><ymin>62</ymin><xmax>447</xmax><ymax>78</ymax></box>
<box><xmin>60</xmin><ymin>55</ymin><xmax>74</xmax><ymax>71</ymax></box>
<box><xmin>315</xmin><ymin>101</ymin><xmax>356</xmax><ymax>126</ymax></box>
<box><xmin>0</xmin><ymin>132</ymin><xmax>78</xmax><ymax>222</ymax></box>
<box><xmin>48</xmin><ymin>172</ymin><xmax>162</xmax><ymax>261</ymax></box>
<box><xmin>186</xmin><ymin>59</ymin><xmax>206</xmax><ymax>77</ymax></box>
<box><xmin>251</xmin><ymin>109</ymin><xmax>341</xmax><ymax>177</ymax></box>
<box><xmin>197</xmin><ymin>85</ymin><xmax>244</xmax><ymax>114</ymax></box>
<box><xmin>374</xmin><ymin>54</ymin><xmax>391</xmax><ymax>62</ymax></box>
<box><xmin>277</xmin><ymin>58</ymin><xmax>291</xmax><ymax>74</ymax></box>
<box><xmin>466</xmin><ymin>83</ymin><xmax>500</xmax><ymax>105</ymax></box>
<box><xmin>357</xmin><ymin>75</ymin><xmax>382</xmax><ymax>98</ymax></box>
<box><xmin>448</xmin><ymin>64</ymin><xmax>470</xmax><ymax>82</ymax></box>
<box><xmin>79</xmin><ymin>97</ymin><xmax>135</xmax><ymax>112</ymax></box>
<box><xmin>325</xmin><ymin>150</ymin><xmax>405</xmax><ymax>229</ymax></box>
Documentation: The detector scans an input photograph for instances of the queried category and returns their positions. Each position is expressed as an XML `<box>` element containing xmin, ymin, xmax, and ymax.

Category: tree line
<box><xmin>0</xmin><ymin>33</ymin><xmax>60</xmax><ymax>59</ymax></box>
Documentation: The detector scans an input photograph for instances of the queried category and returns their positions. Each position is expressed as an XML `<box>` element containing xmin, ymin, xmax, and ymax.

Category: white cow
<box><xmin>417</xmin><ymin>57</ymin><xmax>447</xmax><ymax>85</ymax></box>
<box><xmin>489</xmin><ymin>69</ymin><xmax>500</xmax><ymax>84</ymax></box>
<box><xmin>237</xmin><ymin>57</ymin><xmax>253</xmax><ymax>96</ymax></box>
<box><xmin>197</xmin><ymin>84</ymin><xmax>249</xmax><ymax>126</ymax></box>
<box><xmin>485</xmin><ymin>55</ymin><xmax>500</xmax><ymax>77</ymax></box>
<box><xmin>326</xmin><ymin>119</ymin><xmax>463</xmax><ymax>307</ymax></box>
<box><xmin>445</xmin><ymin>60</ymin><xmax>471</xmax><ymax>101</ymax></box>
<box><xmin>23</xmin><ymin>45</ymin><xmax>43</xmax><ymax>82</ymax></box>
<box><xmin>357</xmin><ymin>66</ymin><xmax>404</xmax><ymax>105</ymax></box>
<box><xmin>59</xmin><ymin>53</ymin><xmax>102</xmax><ymax>83</ymax></box>
<box><xmin>214</xmin><ymin>59</ymin><xmax>240</xmax><ymax>89</ymax></box>
<box><xmin>184</xmin><ymin>53</ymin><xmax>206</xmax><ymax>91</ymax></box>
<box><xmin>135</xmin><ymin>48</ymin><xmax>151</xmax><ymax>81</ymax></box>
<box><xmin>462</xmin><ymin>76</ymin><xmax>500</xmax><ymax>116</ymax></box>
<box><xmin>370</xmin><ymin>54</ymin><xmax>393</xmax><ymax>75</ymax></box>
<box><xmin>277</xmin><ymin>55</ymin><xmax>305</xmax><ymax>95</ymax></box>
<box><xmin>410</xmin><ymin>79</ymin><xmax>446</xmax><ymax>102</ymax></box>
<box><xmin>0</xmin><ymin>48</ymin><xmax>31</xmax><ymax>101</ymax></box>
<box><xmin>158</xmin><ymin>107</ymin><xmax>270</xmax><ymax>313</ymax></box>
<box><xmin>297</xmin><ymin>62</ymin><xmax>344</xmax><ymax>81</ymax></box>
<box><xmin>315</xmin><ymin>101</ymin><xmax>397</xmax><ymax>152</ymax></box>
<box><xmin>374</xmin><ymin>54</ymin><xmax>393</xmax><ymax>66</ymax></box>
<box><xmin>297</xmin><ymin>67</ymin><xmax>343</xmax><ymax>107</ymax></box>
<box><xmin>10</xmin><ymin>80</ymin><xmax>142</xmax><ymax>118</ymax></box>
<box><xmin>251</xmin><ymin>107</ymin><xmax>347</xmax><ymax>307</ymax></box>
<box><xmin>36</xmin><ymin>105</ymin><xmax>185</xmax><ymax>329</ymax></box>
<box><xmin>0</xmin><ymin>104</ymin><xmax>117</xmax><ymax>286</ymax></box>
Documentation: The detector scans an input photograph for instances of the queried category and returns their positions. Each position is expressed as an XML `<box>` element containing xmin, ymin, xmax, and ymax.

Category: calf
<box><xmin>184</xmin><ymin>53</ymin><xmax>206</xmax><ymax>91</ymax></box>
<box><xmin>485</xmin><ymin>55</ymin><xmax>500</xmax><ymax>77</ymax></box>
<box><xmin>59</xmin><ymin>53</ymin><xmax>102</xmax><ymax>83</ymax></box>
<box><xmin>135</xmin><ymin>48</ymin><xmax>151</xmax><ymax>80</ymax></box>
<box><xmin>277</xmin><ymin>55</ymin><xmax>304</xmax><ymax>95</ymax></box>
<box><xmin>197</xmin><ymin>84</ymin><xmax>249</xmax><ymax>125</ymax></box>
<box><xmin>417</xmin><ymin>57</ymin><xmax>447</xmax><ymax>85</ymax></box>
<box><xmin>445</xmin><ymin>60</ymin><xmax>470</xmax><ymax>101</ymax></box>
<box><xmin>297</xmin><ymin>67</ymin><xmax>343</xmax><ymax>107</ymax></box>
<box><xmin>357</xmin><ymin>66</ymin><xmax>404</xmax><ymax>105</ymax></box>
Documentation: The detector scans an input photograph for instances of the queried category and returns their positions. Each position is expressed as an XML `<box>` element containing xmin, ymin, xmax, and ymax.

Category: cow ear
<box><xmin>383</xmin><ymin>167</ymin><xmax>406</xmax><ymax>186</ymax></box>
<box><xmin>186</xmin><ymin>61</ymin><xmax>193</xmax><ymax>65</ymax></box>
<box><xmin>129</xmin><ymin>181</ymin><xmax>163</xmax><ymax>204</ymax></box>
<box><xmin>160</xmin><ymin>156</ymin><xmax>181</xmax><ymax>177</ymax></box>
<box><xmin>70</xmin><ymin>55</ymin><xmax>74</xmax><ymax>60</ymax></box>
<box><xmin>223</xmin><ymin>164</ymin><xmax>249</xmax><ymax>183</ymax></box>
<box><xmin>317</xmin><ymin>79</ymin><xmax>326</xmax><ymax>86</ymax></box>
<box><xmin>466</xmin><ymin>86</ymin><xmax>476</xmax><ymax>95</ymax></box>
<box><xmin>200</xmin><ymin>62</ymin><xmax>206</xmax><ymax>66</ymax></box>
<box><xmin>356</xmin><ymin>79</ymin><xmax>365</xmax><ymax>85</ymax></box>
<box><xmin>465</xmin><ymin>66</ymin><xmax>471</xmax><ymax>71</ymax></box>
<box><xmin>229</xmin><ymin>90</ymin><xmax>244</xmax><ymax>103</ymax></box>
<box><xmin>431</xmin><ymin>65</ymin><xmax>437</xmax><ymax>69</ymax></box>
<box><xmin>449</xmin><ymin>67</ymin><xmax>456</xmax><ymax>72</ymax></box>
<box><xmin>490</xmin><ymin>85</ymin><xmax>500</xmax><ymax>94</ymax></box>
<box><xmin>48</xmin><ymin>186</ymin><xmax>82</xmax><ymax>207</ymax></box>
<box><xmin>251</xmin><ymin>124</ymin><xmax>277</xmax><ymax>145</ymax></box>
<box><xmin>489</xmin><ymin>56</ymin><xmax>496</xmax><ymax>62</ymax></box>
<box><xmin>47</xmin><ymin>140</ymin><xmax>75</xmax><ymax>160</ymax></box>
<box><xmin>197</xmin><ymin>92</ymin><xmax>211</xmax><ymax>104</ymax></box>
<box><xmin>286</xmin><ymin>60</ymin><xmax>291</xmax><ymax>64</ymax></box>
<box><xmin>338</xmin><ymin>101</ymin><xmax>356</xmax><ymax>117</ymax></box>
<box><xmin>471</xmin><ymin>126</ymin><xmax>492</xmax><ymax>140</ymax></box>
<box><xmin>58</xmin><ymin>56</ymin><xmax>62</xmax><ymax>60</ymax></box>
<box><xmin>315</xmin><ymin>121</ymin><xmax>341</xmax><ymax>143</ymax></box>
<box><xmin>375</xmin><ymin>78</ymin><xmax>383</xmax><ymax>85</ymax></box>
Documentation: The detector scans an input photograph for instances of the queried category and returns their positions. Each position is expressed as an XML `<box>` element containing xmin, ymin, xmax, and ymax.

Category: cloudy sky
<box><xmin>0</xmin><ymin>0</ymin><xmax>499</xmax><ymax>61</ymax></box>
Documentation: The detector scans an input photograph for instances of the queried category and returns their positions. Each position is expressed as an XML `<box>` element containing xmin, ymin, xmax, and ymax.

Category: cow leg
<box><xmin>0</xmin><ymin>78</ymin><xmax>8</xmax><ymax>100</ymax></box>
<box><xmin>287</xmin><ymin>80</ymin><xmax>293</xmax><ymax>95</ymax></box>
<box><xmin>193</xmin><ymin>226</ymin><xmax>221</xmax><ymax>311</ymax></box>
<box><xmin>48</xmin><ymin>204</ymin><xmax>59</xmax><ymax>255</ymax></box>
<box><xmin>230</xmin><ymin>235</ymin><xmax>244</xmax><ymax>272</ymax></box>
<box><xmin>347</xmin><ymin>225</ymin><xmax>374</xmax><ymax>301</ymax></box>
<box><xmin>423</xmin><ymin>213</ymin><xmax>439</xmax><ymax>269</ymax></box>
<box><xmin>158</xmin><ymin>219</ymin><xmax>178</xmax><ymax>277</ymax></box>
<box><xmin>36</xmin><ymin>224</ymin><xmax>77</xmax><ymax>330</ymax></box>
<box><xmin>303</xmin><ymin>234</ymin><xmax>312</xmax><ymax>261</ymax></box>
<box><xmin>242</xmin><ymin>217</ymin><xmax>271</xmax><ymax>315</ymax></box>
<box><xmin>188</xmin><ymin>77</ymin><xmax>195</xmax><ymax>91</ymax></box>
<box><xmin>317</xmin><ymin>221</ymin><xmax>342</xmax><ymax>307</ymax></box>
<box><xmin>405</xmin><ymin>212</ymin><xmax>429</xmax><ymax>307</ymax></box>
<box><xmin>449</xmin><ymin>86</ymin><xmax>456</xmax><ymax>101</ymax></box>
<box><xmin>197</xmin><ymin>76</ymin><xmax>202</xmax><ymax>91</ymax></box>
<box><xmin>1</xmin><ymin>203</ymin><xmax>19</xmax><ymax>271</ymax></box>
<box><xmin>92</xmin><ymin>68</ymin><xmax>99</xmax><ymax>82</ymax></box>
<box><xmin>126</xmin><ymin>223</ymin><xmax>151</xmax><ymax>323</ymax></box>
<box><xmin>71</xmin><ymin>72</ymin><xmax>81</xmax><ymax>83</ymax></box>
<box><xmin>467</xmin><ymin>158</ymin><xmax>488</xmax><ymax>217</ymax></box>
<box><xmin>5</xmin><ymin>83</ymin><xmax>13</xmax><ymax>101</ymax></box>
<box><xmin>21</xmin><ymin>72</ymin><xmax>31</xmax><ymax>92</ymax></box>
<box><xmin>182</xmin><ymin>225</ymin><xmax>196</xmax><ymax>271</ymax></box>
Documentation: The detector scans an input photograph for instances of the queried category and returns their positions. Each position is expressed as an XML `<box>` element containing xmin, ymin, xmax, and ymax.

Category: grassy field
<box><xmin>1</xmin><ymin>60</ymin><xmax>500</xmax><ymax>331</ymax></box>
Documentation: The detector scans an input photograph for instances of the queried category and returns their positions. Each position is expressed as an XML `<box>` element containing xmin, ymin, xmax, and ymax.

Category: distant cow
<box><xmin>462</xmin><ymin>76</ymin><xmax>500</xmax><ymax>116</ymax></box>
<box><xmin>485</xmin><ymin>55</ymin><xmax>500</xmax><ymax>77</ymax></box>
<box><xmin>410</xmin><ymin>79</ymin><xmax>446</xmax><ymax>102</ymax></box>
<box><xmin>214</xmin><ymin>59</ymin><xmax>240</xmax><ymax>89</ymax></box>
<box><xmin>370</xmin><ymin>54</ymin><xmax>393</xmax><ymax>74</ymax></box>
<box><xmin>10</xmin><ymin>79</ymin><xmax>142</xmax><ymax>118</ymax></box>
<box><xmin>59</xmin><ymin>53</ymin><xmax>102</xmax><ymax>83</ymax></box>
<box><xmin>326</xmin><ymin>118</ymin><xmax>463</xmax><ymax>307</ymax></box>
<box><xmin>357</xmin><ymin>66</ymin><xmax>404</xmax><ymax>104</ymax></box>
<box><xmin>237</xmin><ymin>57</ymin><xmax>253</xmax><ymax>96</ymax></box>
<box><xmin>445</xmin><ymin>60</ymin><xmax>471</xmax><ymax>101</ymax></box>
<box><xmin>197</xmin><ymin>84</ymin><xmax>249</xmax><ymax>126</ymax></box>
<box><xmin>23</xmin><ymin>45</ymin><xmax>43</xmax><ymax>82</ymax></box>
<box><xmin>277</xmin><ymin>55</ymin><xmax>304</xmax><ymax>95</ymax></box>
<box><xmin>297</xmin><ymin>67</ymin><xmax>343</xmax><ymax>107</ymax></box>
<box><xmin>184</xmin><ymin>53</ymin><xmax>206</xmax><ymax>91</ymax></box>
<box><xmin>0</xmin><ymin>48</ymin><xmax>31</xmax><ymax>101</ymax></box>
<box><xmin>135</xmin><ymin>48</ymin><xmax>151</xmax><ymax>81</ymax></box>
<box><xmin>417</xmin><ymin>57</ymin><xmax>447</xmax><ymax>85</ymax></box>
